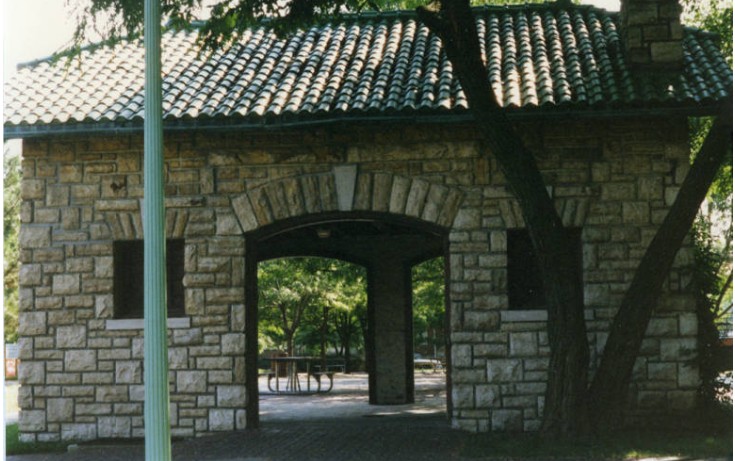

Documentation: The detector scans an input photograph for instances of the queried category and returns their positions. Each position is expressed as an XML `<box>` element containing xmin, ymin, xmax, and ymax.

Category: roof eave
<box><xmin>3</xmin><ymin>103</ymin><xmax>726</xmax><ymax>140</ymax></box>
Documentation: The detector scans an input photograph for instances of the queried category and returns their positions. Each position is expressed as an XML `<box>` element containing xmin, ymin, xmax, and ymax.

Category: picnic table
<box><xmin>267</xmin><ymin>356</ymin><xmax>335</xmax><ymax>394</ymax></box>
<box><xmin>414</xmin><ymin>358</ymin><xmax>444</xmax><ymax>373</ymax></box>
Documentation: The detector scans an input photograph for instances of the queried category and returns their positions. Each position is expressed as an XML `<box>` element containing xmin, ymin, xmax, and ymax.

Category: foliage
<box><xmin>258</xmin><ymin>256</ymin><xmax>445</xmax><ymax>366</ymax></box>
<box><xmin>66</xmin><ymin>0</ymin><xmax>553</xmax><ymax>54</ymax></box>
<box><xmin>683</xmin><ymin>0</ymin><xmax>733</xmax><ymax>67</ymax></box>
<box><xmin>4</xmin><ymin>147</ymin><xmax>22</xmax><ymax>344</ymax></box>
<box><xmin>692</xmin><ymin>216</ymin><xmax>733</xmax><ymax>418</ymax></box>
<box><xmin>412</xmin><ymin>257</ymin><xmax>445</xmax><ymax>358</ymax></box>
<box><xmin>693</xmin><ymin>210</ymin><xmax>733</xmax><ymax>336</ymax></box>
<box><xmin>258</xmin><ymin>257</ymin><xmax>367</xmax><ymax>360</ymax></box>
<box><xmin>258</xmin><ymin>257</ymin><xmax>323</xmax><ymax>355</ymax></box>
<box><xmin>684</xmin><ymin>0</ymin><xmax>733</xmax><ymax>420</ymax></box>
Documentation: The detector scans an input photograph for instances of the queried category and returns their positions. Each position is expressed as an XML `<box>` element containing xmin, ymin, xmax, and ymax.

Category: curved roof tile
<box><xmin>4</xmin><ymin>4</ymin><xmax>732</xmax><ymax>134</ymax></box>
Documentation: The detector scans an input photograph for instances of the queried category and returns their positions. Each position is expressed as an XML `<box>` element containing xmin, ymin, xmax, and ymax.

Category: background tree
<box><xmin>64</xmin><ymin>0</ymin><xmax>732</xmax><ymax>436</ymax></box>
<box><xmin>259</xmin><ymin>256</ymin><xmax>446</xmax><ymax>373</ymax></box>
<box><xmin>682</xmin><ymin>0</ymin><xmax>733</xmax><ymax>423</ymax></box>
<box><xmin>412</xmin><ymin>257</ymin><xmax>445</xmax><ymax>358</ymax></box>
<box><xmin>259</xmin><ymin>257</ymin><xmax>367</xmax><ymax>370</ymax></box>
<box><xmin>258</xmin><ymin>258</ymin><xmax>322</xmax><ymax>355</ymax></box>
<box><xmin>329</xmin><ymin>263</ymin><xmax>367</xmax><ymax>372</ymax></box>
<box><xmin>4</xmin><ymin>146</ymin><xmax>21</xmax><ymax>344</ymax></box>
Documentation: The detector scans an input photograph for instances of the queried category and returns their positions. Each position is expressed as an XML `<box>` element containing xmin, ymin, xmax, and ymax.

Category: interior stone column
<box><xmin>368</xmin><ymin>255</ymin><xmax>414</xmax><ymax>405</ymax></box>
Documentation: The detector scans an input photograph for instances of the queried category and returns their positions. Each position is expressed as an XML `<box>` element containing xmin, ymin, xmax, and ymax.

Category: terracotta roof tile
<box><xmin>4</xmin><ymin>4</ymin><xmax>731</xmax><ymax>135</ymax></box>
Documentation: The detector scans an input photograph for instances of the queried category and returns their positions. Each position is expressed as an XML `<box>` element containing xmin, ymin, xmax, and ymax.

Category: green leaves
<box><xmin>257</xmin><ymin>256</ymin><xmax>445</xmax><ymax>359</ymax></box>
<box><xmin>4</xmin><ymin>146</ymin><xmax>22</xmax><ymax>343</ymax></box>
<box><xmin>412</xmin><ymin>257</ymin><xmax>445</xmax><ymax>356</ymax></box>
<box><xmin>257</xmin><ymin>257</ymin><xmax>367</xmax><ymax>355</ymax></box>
<box><xmin>683</xmin><ymin>0</ymin><xmax>733</xmax><ymax>67</ymax></box>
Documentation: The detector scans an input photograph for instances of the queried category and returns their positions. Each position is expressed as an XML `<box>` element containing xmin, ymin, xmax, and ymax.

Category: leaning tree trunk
<box><xmin>587</xmin><ymin>97</ymin><xmax>733</xmax><ymax>430</ymax></box>
<box><xmin>417</xmin><ymin>0</ymin><xmax>590</xmax><ymax>436</ymax></box>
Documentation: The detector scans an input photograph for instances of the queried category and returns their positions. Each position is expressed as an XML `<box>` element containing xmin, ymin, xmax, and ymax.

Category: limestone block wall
<box><xmin>446</xmin><ymin>119</ymin><xmax>698</xmax><ymax>432</ymax></box>
<box><xmin>16</xmin><ymin>118</ymin><xmax>697</xmax><ymax>441</ymax></box>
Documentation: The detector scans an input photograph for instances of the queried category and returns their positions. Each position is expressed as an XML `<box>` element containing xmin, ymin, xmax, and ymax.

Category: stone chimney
<box><xmin>620</xmin><ymin>0</ymin><xmax>684</xmax><ymax>70</ymax></box>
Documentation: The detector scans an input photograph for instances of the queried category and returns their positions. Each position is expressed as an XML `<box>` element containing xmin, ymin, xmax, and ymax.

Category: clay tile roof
<box><xmin>4</xmin><ymin>4</ymin><xmax>732</xmax><ymax>137</ymax></box>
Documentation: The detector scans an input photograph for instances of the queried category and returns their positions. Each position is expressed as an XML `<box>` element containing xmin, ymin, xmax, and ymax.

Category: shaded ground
<box><xmin>8</xmin><ymin>372</ymin><xmax>457</xmax><ymax>461</ymax></box>
<box><xmin>6</xmin><ymin>373</ymin><xmax>732</xmax><ymax>460</ymax></box>
<box><xmin>259</xmin><ymin>372</ymin><xmax>446</xmax><ymax>421</ymax></box>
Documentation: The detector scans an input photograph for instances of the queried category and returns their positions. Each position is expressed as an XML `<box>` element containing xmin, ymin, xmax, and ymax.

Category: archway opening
<box><xmin>256</xmin><ymin>256</ymin><xmax>370</xmax><ymax>421</ymax></box>
<box><xmin>244</xmin><ymin>213</ymin><xmax>451</xmax><ymax>427</ymax></box>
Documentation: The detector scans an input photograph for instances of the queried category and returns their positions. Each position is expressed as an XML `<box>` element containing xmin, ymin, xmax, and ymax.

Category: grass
<box><xmin>461</xmin><ymin>430</ymin><xmax>733</xmax><ymax>459</ymax></box>
<box><xmin>6</xmin><ymin>424</ymin><xmax>68</xmax><ymax>455</ymax></box>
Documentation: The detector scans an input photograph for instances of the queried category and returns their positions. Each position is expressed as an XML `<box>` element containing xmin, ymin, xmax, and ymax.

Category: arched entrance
<box><xmin>243</xmin><ymin>212</ymin><xmax>451</xmax><ymax>427</ymax></box>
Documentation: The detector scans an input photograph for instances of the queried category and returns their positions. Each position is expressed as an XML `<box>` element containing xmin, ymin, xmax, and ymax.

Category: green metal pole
<box><xmin>143</xmin><ymin>0</ymin><xmax>171</xmax><ymax>459</ymax></box>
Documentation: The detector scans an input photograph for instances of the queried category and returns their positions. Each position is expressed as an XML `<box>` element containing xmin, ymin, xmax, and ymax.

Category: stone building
<box><xmin>4</xmin><ymin>0</ymin><xmax>731</xmax><ymax>442</ymax></box>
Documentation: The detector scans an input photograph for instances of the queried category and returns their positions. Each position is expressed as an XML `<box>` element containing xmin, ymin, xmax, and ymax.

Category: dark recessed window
<box><xmin>113</xmin><ymin>239</ymin><xmax>186</xmax><ymax>319</ymax></box>
<box><xmin>507</xmin><ymin>228</ymin><xmax>582</xmax><ymax>310</ymax></box>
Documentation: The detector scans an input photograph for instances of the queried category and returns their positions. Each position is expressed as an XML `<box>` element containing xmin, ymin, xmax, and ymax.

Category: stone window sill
<box><xmin>105</xmin><ymin>317</ymin><xmax>191</xmax><ymax>330</ymax></box>
<box><xmin>500</xmin><ymin>310</ymin><xmax>548</xmax><ymax>323</ymax></box>
<box><xmin>500</xmin><ymin>309</ymin><xmax>593</xmax><ymax>323</ymax></box>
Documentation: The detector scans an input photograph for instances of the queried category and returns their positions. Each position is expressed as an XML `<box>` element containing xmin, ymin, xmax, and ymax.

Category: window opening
<box><xmin>507</xmin><ymin>228</ymin><xmax>582</xmax><ymax>310</ymax></box>
<box><xmin>113</xmin><ymin>239</ymin><xmax>185</xmax><ymax>319</ymax></box>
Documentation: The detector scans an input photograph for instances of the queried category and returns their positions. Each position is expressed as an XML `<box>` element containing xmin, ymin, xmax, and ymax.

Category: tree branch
<box><xmin>714</xmin><ymin>271</ymin><xmax>733</xmax><ymax>315</ymax></box>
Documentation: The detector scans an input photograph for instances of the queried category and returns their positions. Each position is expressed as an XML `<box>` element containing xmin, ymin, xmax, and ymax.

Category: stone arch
<box><xmin>96</xmin><ymin>198</ymin><xmax>192</xmax><ymax>239</ymax></box>
<box><xmin>234</xmin><ymin>168</ymin><xmax>463</xmax><ymax>427</ymax></box>
<box><xmin>231</xmin><ymin>166</ymin><xmax>465</xmax><ymax>233</ymax></box>
<box><xmin>498</xmin><ymin>197</ymin><xmax>591</xmax><ymax>228</ymax></box>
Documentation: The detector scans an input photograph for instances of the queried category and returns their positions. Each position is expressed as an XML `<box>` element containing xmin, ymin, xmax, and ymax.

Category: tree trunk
<box><xmin>320</xmin><ymin>305</ymin><xmax>328</xmax><ymax>370</ymax></box>
<box><xmin>345</xmin><ymin>340</ymin><xmax>352</xmax><ymax>373</ymax></box>
<box><xmin>587</xmin><ymin>100</ymin><xmax>733</xmax><ymax>430</ymax></box>
<box><xmin>342</xmin><ymin>312</ymin><xmax>353</xmax><ymax>373</ymax></box>
<box><xmin>417</xmin><ymin>0</ymin><xmax>589</xmax><ymax>436</ymax></box>
<box><xmin>286</xmin><ymin>333</ymin><xmax>294</xmax><ymax>357</ymax></box>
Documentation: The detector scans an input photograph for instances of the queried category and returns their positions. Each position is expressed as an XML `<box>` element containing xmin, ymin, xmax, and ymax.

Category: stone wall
<box><xmin>16</xmin><ymin>118</ymin><xmax>697</xmax><ymax>440</ymax></box>
<box><xmin>621</xmin><ymin>0</ymin><xmax>684</xmax><ymax>69</ymax></box>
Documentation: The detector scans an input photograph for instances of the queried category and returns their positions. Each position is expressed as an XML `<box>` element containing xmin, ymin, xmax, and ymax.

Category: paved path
<box><xmin>259</xmin><ymin>373</ymin><xmax>446</xmax><ymax>421</ymax></box>
<box><xmin>6</xmin><ymin>374</ymin><xmax>732</xmax><ymax>461</ymax></box>
<box><xmin>6</xmin><ymin>381</ymin><xmax>19</xmax><ymax>424</ymax></box>
<box><xmin>9</xmin><ymin>373</ymin><xmax>459</xmax><ymax>461</ymax></box>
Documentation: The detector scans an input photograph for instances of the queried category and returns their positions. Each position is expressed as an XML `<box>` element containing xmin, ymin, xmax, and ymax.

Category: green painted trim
<box><xmin>143</xmin><ymin>0</ymin><xmax>172</xmax><ymax>459</ymax></box>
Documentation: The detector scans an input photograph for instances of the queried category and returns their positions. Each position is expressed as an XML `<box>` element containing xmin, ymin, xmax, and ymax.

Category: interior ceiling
<box><xmin>255</xmin><ymin>219</ymin><xmax>445</xmax><ymax>264</ymax></box>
